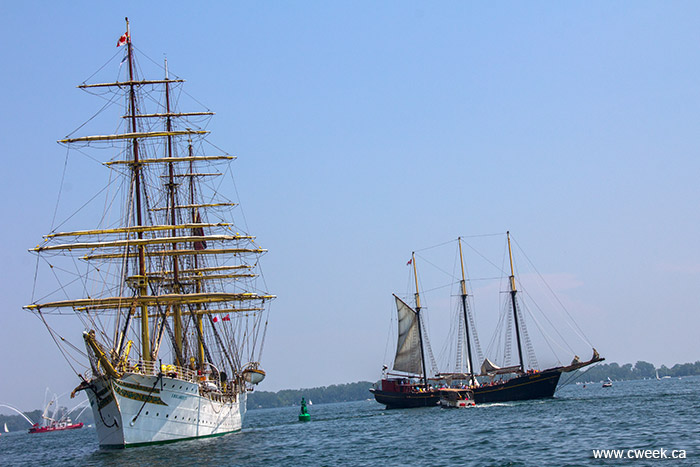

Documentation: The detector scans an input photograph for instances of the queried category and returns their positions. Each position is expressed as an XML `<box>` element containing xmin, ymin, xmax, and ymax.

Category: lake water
<box><xmin>1</xmin><ymin>376</ymin><xmax>698</xmax><ymax>466</ymax></box>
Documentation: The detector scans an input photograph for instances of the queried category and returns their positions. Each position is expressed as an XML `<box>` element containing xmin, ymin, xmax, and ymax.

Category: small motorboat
<box><xmin>602</xmin><ymin>378</ymin><xmax>613</xmax><ymax>388</ymax></box>
<box><xmin>439</xmin><ymin>388</ymin><xmax>475</xmax><ymax>408</ymax></box>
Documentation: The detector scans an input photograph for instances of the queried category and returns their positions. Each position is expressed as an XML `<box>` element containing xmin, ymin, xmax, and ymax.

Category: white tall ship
<box><xmin>25</xmin><ymin>18</ymin><xmax>273</xmax><ymax>448</ymax></box>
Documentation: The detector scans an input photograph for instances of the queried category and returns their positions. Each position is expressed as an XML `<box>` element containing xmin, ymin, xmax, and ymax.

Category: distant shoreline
<box><xmin>2</xmin><ymin>360</ymin><xmax>698</xmax><ymax>420</ymax></box>
<box><xmin>248</xmin><ymin>381</ymin><xmax>373</xmax><ymax>409</ymax></box>
<box><xmin>249</xmin><ymin>360</ymin><xmax>700</xmax><ymax>408</ymax></box>
<box><xmin>567</xmin><ymin>360</ymin><xmax>700</xmax><ymax>384</ymax></box>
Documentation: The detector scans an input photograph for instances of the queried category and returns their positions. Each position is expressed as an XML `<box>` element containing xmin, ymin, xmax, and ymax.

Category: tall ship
<box><xmin>372</xmin><ymin>233</ymin><xmax>602</xmax><ymax>408</ymax></box>
<box><xmin>25</xmin><ymin>18</ymin><xmax>274</xmax><ymax>447</ymax></box>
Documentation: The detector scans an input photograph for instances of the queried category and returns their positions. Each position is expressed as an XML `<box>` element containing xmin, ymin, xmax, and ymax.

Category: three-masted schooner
<box><xmin>25</xmin><ymin>19</ymin><xmax>274</xmax><ymax>447</ymax></box>
<box><xmin>372</xmin><ymin>233</ymin><xmax>603</xmax><ymax>408</ymax></box>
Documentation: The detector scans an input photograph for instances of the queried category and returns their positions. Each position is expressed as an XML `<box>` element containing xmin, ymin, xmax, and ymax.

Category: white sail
<box><xmin>392</xmin><ymin>295</ymin><xmax>423</xmax><ymax>375</ymax></box>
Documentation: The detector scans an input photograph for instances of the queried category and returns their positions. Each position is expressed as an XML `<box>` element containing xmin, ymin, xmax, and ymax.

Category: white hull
<box><xmin>85</xmin><ymin>373</ymin><xmax>246</xmax><ymax>448</ymax></box>
<box><xmin>439</xmin><ymin>398</ymin><xmax>475</xmax><ymax>408</ymax></box>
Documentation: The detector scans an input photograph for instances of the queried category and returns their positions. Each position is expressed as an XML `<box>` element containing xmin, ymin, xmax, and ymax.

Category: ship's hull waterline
<box><xmin>370</xmin><ymin>388</ymin><xmax>441</xmax><ymax>408</ymax></box>
<box><xmin>85</xmin><ymin>373</ymin><xmax>246</xmax><ymax>448</ymax></box>
<box><xmin>471</xmin><ymin>368</ymin><xmax>562</xmax><ymax>404</ymax></box>
<box><xmin>371</xmin><ymin>368</ymin><xmax>563</xmax><ymax>408</ymax></box>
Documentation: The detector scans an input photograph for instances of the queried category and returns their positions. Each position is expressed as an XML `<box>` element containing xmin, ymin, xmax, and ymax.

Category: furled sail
<box><xmin>392</xmin><ymin>295</ymin><xmax>423</xmax><ymax>375</ymax></box>
<box><xmin>480</xmin><ymin>358</ymin><xmax>522</xmax><ymax>376</ymax></box>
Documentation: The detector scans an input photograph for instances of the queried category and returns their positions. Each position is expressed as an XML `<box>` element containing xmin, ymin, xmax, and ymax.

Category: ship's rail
<box><xmin>85</xmin><ymin>360</ymin><xmax>200</xmax><ymax>383</ymax></box>
<box><xmin>127</xmin><ymin>360</ymin><xmax>199</xmax><ymax>383</ymax></box>
<box><xmin>84</xmin><ymin>360</ymin><xmax>247</xmax><ymax>398</ymax></box>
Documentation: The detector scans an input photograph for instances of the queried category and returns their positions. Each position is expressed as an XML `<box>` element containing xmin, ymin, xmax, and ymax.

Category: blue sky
<box><xmin>2</xmin><ymin>2</ymin><xmax>700</xmax><ymax>411</ymax></box>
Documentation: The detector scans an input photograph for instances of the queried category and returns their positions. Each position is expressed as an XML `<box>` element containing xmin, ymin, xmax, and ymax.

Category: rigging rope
<box><xmin>559</xmin><ymin>364</ymin><xmax>599</xmax><ymax>388</ymax></box>
<box><xmin>511</xmin><ymin>237</ymin><xmax>593</xmax><ymax>347</ymax></box>
<box><xmin>64</xmin><ymin>91</ymin><xmax>122</xmax><ymax>139</ymax></box>
<box><xmin>80</xmin><ymin>48</ymin><xmax>123</xmax><ymax>84</ymax></box>
<box><xmin>49</xmin><ymin>149</ymin><xmax>70</xmax><ymax>231</ymax></box>
<box><xmin>35</xmin><ymin>311</ymin><xmax>85</xmax><ymax>376</ymax></box>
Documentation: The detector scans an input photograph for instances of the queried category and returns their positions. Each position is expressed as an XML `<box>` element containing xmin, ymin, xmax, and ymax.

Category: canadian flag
<box><xmin>116</xmin><ymin>32</ymin><xmax>129</xmax><ymax>47</ymax></box>
<box><xmin>406</xmin><ymin>258</ymin><xmax>412</xmax><ymax>266</ymax></box>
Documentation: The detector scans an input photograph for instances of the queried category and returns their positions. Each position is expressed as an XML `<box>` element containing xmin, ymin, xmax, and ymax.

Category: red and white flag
<box><xmin>222</xmin><ymin>314</ymin><xmax>231</xmax><ymax>322</ymax></box>
<box><xmin>213</xmin><ymin>316</ymin><xmax>219</xmax><ymax>323</ymax></box>
<box><xmin>116</xmin><ymin>32</ymin><xmax>129</xmax><ymax>47</ymax></box>
<box><xmin>406</xmin><ymin>258</ymin><xmax>412</xmax><ymax>266</ymax></box>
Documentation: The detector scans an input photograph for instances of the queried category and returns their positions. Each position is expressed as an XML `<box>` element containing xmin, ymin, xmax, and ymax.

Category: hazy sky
<box><xmin>2</xmin><ymin>2</ymin><xmax>699</xmax><ymax>412</ymax></box>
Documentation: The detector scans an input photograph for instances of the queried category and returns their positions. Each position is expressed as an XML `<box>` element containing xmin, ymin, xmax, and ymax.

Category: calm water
<box><xmin>1</xmin><ymin>377</ymin><xmax>698</xmax><ymax>466</ymax></box>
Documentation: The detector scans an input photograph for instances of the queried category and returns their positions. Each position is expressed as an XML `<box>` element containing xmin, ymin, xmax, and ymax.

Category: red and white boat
<box><xmin>28</xmin><ymin>391</ymin><xmax>84</xmax><ymax>434</ymax></box>
<box><xmin>29</xmin><ymin>419</ymin><xmax>83</xmax><ymax>434</ymax></box>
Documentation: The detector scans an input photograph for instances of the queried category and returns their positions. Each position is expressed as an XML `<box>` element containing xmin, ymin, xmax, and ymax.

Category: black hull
<box><xmin>473</xmin><ymin>368</ymin><xmax>562</xmax><ymax>404</ymax></box>
<box><xmin>370</xmin><ymin>389</ymin><xmax>441</xmax><ymax>409</ymax></box>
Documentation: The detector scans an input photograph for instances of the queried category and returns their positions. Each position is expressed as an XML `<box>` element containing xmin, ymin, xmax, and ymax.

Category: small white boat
<box><xmin>439</xmin><ymin>388</ymin><xmax>475</xmax><ymax>408</ymax></box>
<box><xmin>602</xmin><ymin>378</ymin><xmax>612</xmax><ymax>388</ymax></box>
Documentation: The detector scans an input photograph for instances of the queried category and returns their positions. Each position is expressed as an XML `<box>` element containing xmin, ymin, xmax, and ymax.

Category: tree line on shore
<box><xmin>572</xmin><ymin>360</ymin><xmax>700</xmax><ymax>382</ymax></box>
<box><xmin>0</xmin><ymin>409</ymin><xmax>43</xmax><ymax>433</ymax></box>
<box><xmin>248</xmin><ymin>381</ymin><xmax>374</xmax><ymax>409</ymax></box>
<box><xmin>249</xmin><ymin>360</ymin><xmax>700</xmax><ymax>408</ymax></box>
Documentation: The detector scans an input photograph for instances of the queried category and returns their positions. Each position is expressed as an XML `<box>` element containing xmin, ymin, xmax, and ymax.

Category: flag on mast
<box><xmin>116</xmin><ymin>32</ymin><xmax>129</xmax><ymax>47</ymax></box>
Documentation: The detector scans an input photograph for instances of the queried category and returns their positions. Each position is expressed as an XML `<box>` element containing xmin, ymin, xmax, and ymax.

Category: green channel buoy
<box><xmin>299</xmin><ymin>397</ymin><xmax>310</xmax><ymax>422</ymax></box>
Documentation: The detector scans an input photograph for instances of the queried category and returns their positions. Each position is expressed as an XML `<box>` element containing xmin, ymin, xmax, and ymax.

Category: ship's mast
<box><xmin>507</xmin><ymin>231</ymin><xmax>525</xmax><ymax>373</ymax></box>
<box><xmin>411</xmin><ymin>252</ymin><xmax>429</xmax><ymax>389</ymax></box>
<box><xmin>190</xmin><ymin>142</ymin><xmax>205</xmax><ymax>369</ymax></box>
<box><xmin>458</xmin><ymin>237</ymin><xmax>476</xmax><ymax>385</ymax></box>
<box><xmin>164</xmin><ymin>58</ymin><xmax>184</xmax><ymax>367</ymax></box>
<box><xmin>124</xmin><ymin>17</ymin><xmax>151</xmax><ymax>363</ymax></box>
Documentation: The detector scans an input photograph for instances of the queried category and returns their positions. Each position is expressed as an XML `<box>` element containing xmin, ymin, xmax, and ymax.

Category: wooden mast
<box><xmin>165</xmin><ymin>58</ymin><xmax>184</xmax><ymax>367</ymax></box>
<box><xmin>411</xmin><ymin>252</ymin><xmax>429</xmax><ymax>389</ymax></box>
<box><xmin>125</xmin><ymin>17</ymin><xmax>151</xmax><ymax>363</ymax></box>
<box><xmin>458</xmin><ymin>237</ymin><xmax>476</xmax><ymax>385</ymax></box>
<box><xmin>190</xmin><ymin>141</ymin><xmax>206</xmax><ymax>369</ymax></box>
<box><xmin>507</xmin><ymin>231</ymin><xmax>525</xmax><ymax>373</ymax></box>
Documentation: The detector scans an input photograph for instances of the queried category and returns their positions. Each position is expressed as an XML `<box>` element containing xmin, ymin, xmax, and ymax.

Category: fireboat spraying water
<box><xmin>28</xmin><ymin>390</ymin><xmax>87</xmax><ymax>434</ymax></box>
